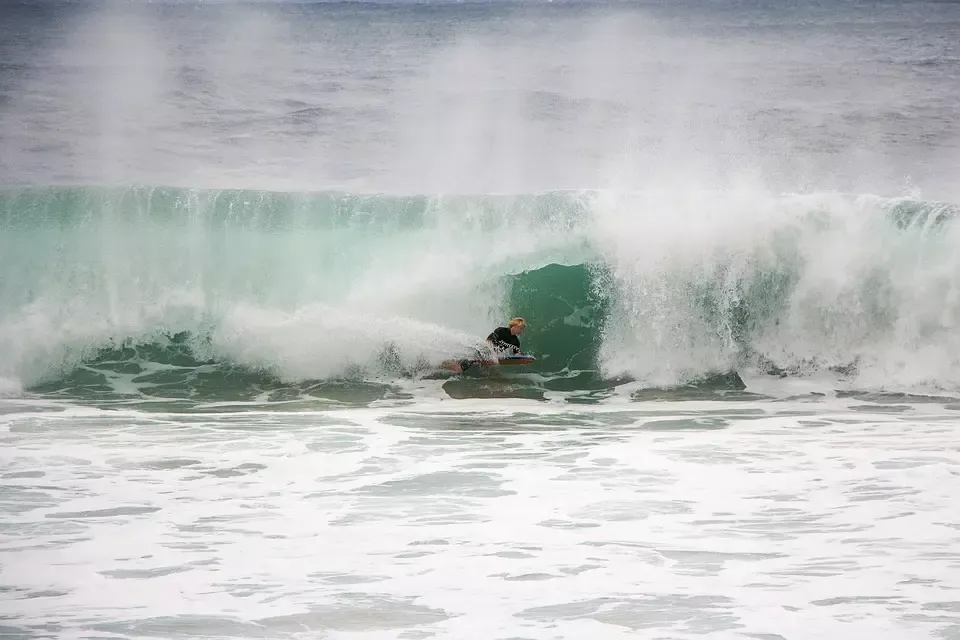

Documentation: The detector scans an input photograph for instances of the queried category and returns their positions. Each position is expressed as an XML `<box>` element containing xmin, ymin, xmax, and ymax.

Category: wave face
<box><xmin>1</xmin><ymin>185</ymin><xmax>958</xmax><ymax>402</ymax></box>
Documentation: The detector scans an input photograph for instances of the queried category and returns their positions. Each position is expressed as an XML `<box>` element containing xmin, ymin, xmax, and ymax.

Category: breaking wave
<box><xmin>1</xmin><ymin>185</ymin><xmax>957</xmax><ymax>403</ymax></box>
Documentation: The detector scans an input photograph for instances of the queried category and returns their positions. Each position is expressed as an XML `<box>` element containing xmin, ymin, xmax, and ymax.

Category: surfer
<box><xmin>443</xmin><ymin>317</ymin><xmax>527</xmax><ymax>373</ymax></box>
<box><xmin>486</xmin><ymin>317</ymin><xmax>525</xmax><ymax>355</ymax></box>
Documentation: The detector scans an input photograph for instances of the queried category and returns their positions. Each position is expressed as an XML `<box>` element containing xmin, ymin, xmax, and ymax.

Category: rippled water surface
<box><xmin>3</xmin><ymin>393</ymin><xmax>959</xmax><ymax>639</ymax></box>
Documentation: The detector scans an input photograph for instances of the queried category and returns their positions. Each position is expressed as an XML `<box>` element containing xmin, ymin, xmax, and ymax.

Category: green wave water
<box><xmin>1</xmin><ymin>185</ymin><xmax>958</xmax><ymax>405</ymax></box>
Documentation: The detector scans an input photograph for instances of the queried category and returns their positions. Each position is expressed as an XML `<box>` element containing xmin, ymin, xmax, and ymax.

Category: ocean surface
<box><xmin>2</xmin><ymin>0</ymin><xmax>960</xmax><ymax>638</ymax></box>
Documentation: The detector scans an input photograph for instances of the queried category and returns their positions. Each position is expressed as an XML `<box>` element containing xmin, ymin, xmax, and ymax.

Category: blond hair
<box><xmin>508</xmin><ymin>317</ymin><xmax>526</xmax><ymax>328</ymax></box>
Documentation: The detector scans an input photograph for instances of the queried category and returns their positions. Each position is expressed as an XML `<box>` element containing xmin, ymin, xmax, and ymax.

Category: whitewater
<box><xmin>2</xmin><ymin>0</ymin><xmax>960</xmax><ymax>638</ymax></box>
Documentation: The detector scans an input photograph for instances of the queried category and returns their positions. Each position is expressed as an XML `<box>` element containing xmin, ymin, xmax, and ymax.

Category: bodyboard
<box><xmin>498</xmin><ymin>354</ymin><xmax>536</xmax><ymax>365</ymax></box>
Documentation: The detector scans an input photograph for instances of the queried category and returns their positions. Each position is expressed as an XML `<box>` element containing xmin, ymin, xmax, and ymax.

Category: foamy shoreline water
<box><xmin>2</xmin><ymin>395</ymin><xmax>959</xmax><ymax>639</ymax></box>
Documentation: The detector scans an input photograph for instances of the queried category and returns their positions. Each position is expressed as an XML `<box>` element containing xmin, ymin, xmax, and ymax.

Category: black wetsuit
<box><xmin>486</xmin><ymin>327</ymin><xmax>521</xmax><ymax>355</ymax></box>
<box><xmin>457</xmin><ymin>327</ymin><xmax>521</xmax><ymax>372</ymax></box>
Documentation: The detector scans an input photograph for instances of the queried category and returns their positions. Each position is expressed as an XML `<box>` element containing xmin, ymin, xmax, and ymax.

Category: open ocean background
<box><xmin>2</xmin><ymin>0</ymin><xmax>960</xmax><ymax>638</ymax></box>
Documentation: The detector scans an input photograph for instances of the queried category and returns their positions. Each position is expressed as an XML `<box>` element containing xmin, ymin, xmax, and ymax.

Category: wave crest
<box><xmin>2</xmin><ymin>185</ymin><xmax>958</xmax><ymax>399</ymax></box>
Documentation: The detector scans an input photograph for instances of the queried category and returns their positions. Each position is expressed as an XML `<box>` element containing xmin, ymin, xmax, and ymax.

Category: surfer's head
<box><xmin>508</xmin><ymin>317</ymin><xmax>526</xmax><ymax>335</ymax></box>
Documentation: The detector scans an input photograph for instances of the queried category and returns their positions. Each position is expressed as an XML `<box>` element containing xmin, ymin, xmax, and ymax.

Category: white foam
<box><xmin>0</xmin><ymin>377</ymin><xmax>23</xmax><ymax>398</ymax></box>
<box><xmin>1</xmin><ymin>399</ymin><xmax>958</xmax><ymax>638</ymax></box>
<box><xmin>592</xmin><ymin>189</ymin><xmax>960</xmax><ymax>391</ymax></box>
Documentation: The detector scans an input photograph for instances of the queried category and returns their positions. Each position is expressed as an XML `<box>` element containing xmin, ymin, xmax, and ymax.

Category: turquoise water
<box><xmin>1</xmin><ymin>186</ymin><xmax>958</xmax><ymax>405</ymax></box>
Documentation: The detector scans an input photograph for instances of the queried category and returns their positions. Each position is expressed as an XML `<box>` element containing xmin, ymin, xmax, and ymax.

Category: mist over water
<box><xmin>4</xmin><ymin>0</ymin><xmax>958</xmax><ymax>195</ymax></box>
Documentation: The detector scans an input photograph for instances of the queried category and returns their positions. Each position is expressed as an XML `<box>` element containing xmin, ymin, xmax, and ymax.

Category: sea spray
<box><xmin>594</xmin><ymin>189</ymin><xmax>960</xmax><ymax>389</ymax></box>
<box><xmin>1</xmin><ymin>185</ymin><xmax>958</xmax><ymax>398</ymax></box>
<box><xmin>0</xmin><ymin>186</ymin><xmax>592</xmax><ymax>391</ymax></box>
